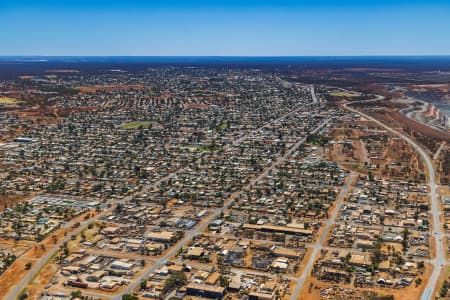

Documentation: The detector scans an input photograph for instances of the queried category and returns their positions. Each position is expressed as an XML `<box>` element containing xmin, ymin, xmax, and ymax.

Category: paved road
<box><xmin>200</xmin><ymin>232</ymin><xmax>286</xmax><ymax>247</ymax></box>
<box><xmin>6</xmin><ymin>96</ymin><xmax>321</xmax><ymax>299</ymax></box>
<box><xmin>4</xmin><ymin>209</ymin><xmax>109</xmax><ymax>300</ymax></box>
<box><xmin>433</xmin><ymin>142</ymin><xmax>446</xmax><ymax>160</ymax></box>
<box><xmin>173</xmin><ymin>259</ymin><xmax>298</xmax><ymax>281</ymax></box>
<box><xmin>116</xmin><ymin>118</ymin><xmax>331</xmax><ymax>299</ymax></box>
<box><xmin>4</xmin><ymin>169</ymin><xmax>181</xmax><ymax>300</ymax></box>
<box><xmin>290</xmin><ymin>172</ymin><xmax>356</xmax><ymax>300</ymax></box>
<box><xmin>310</xmin><ymin>85</ymin><xmax>319</xmax><ymax>104</ymax></box>
<box><xmin>343</xmin><ymin>101</ymin><xmax>444</xmax><ymax>300</ymax></box>
<box><xmin>55</xmin><ymin>114</ymin><xmax>329</xmax><ymax>300</ymax></box>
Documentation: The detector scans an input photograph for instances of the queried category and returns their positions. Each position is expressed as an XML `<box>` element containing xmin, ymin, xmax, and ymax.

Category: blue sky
<box><xmin>0</xmin><ymin>0</ymin><xmax>449</xmax><ymax>56</ymax></box>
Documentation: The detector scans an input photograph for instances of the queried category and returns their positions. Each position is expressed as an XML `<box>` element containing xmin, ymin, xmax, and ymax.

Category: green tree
<box><xmin>440</xmin><ymin>280</ymin><xmax>449</xmax><ymax>297</ymax></box>
<box><xmin>18</xmin><ymin>293</ymin><xmax>28</xmax><ymax>300</ymax></box>
<box><xmin>70</xmin><ymin>290</ymin><xmax>82</xmax><ymax>298</ymax></box>
<box><xmin>163</xmin><ymin>272</ymin><xmax>187</xmax><ymax>294</ymax></box>
<box><xmin>219</xmin><ymin>275</ymin><xmax>230</xmax><ymax>288</ymax></box>
<box><xmin>140</xmin><ymin>279</ymin><xmax>147</xmax><ymax>290</ymax></box>
<box><xmin>122</xmin><ymin>294</ymin><xmax>138</xmax><ymax>300</ymax></box>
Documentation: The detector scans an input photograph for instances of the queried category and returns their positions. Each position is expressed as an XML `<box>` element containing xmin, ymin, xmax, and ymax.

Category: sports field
<box><xmin>119</xmin><ymin>121</ymin><xmax>152</xmax><ymax>129</ymax></box>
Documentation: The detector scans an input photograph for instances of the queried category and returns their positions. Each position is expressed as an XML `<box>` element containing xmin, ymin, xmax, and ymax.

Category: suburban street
<box><xmin>310</xmin><ymin>85</ymin><xmax>319</xmax><ymax>104</ymax></box>
<box><xmin>14</xmin><ymin>106</ymin><xmax>329</xmax><ymax>300</ymax></box>
<box><xmin>5</xmin><ymin>93</ymin><xmax>326</xmax><ymax>300</ymax></box>
<box><xmin>4</xmin><ymin>170</ymin><xmax>183</xmax><ymax>300</ymax></box>
<box><xmin>1</xmin><ymin>4</ymin><xmax>449</xmax><ymax>300</ymax></box>
<box><xmin>290</xmin><ymin>172</ymin><xmax>356</xmax><ymax>300</ymax></box>
<box><xmin>1</xmin><ymin>58</ymin><xmax>447</xmax><ymax>300</ymax></box>
<box><xmin>116</xmin><ymin>117</ymin><xmax>331</xmax><ymax>299</ymax></box>
<box><xmin>343</xmin><ymin>101</ymin><xmax>445</xmax><ymax>300</ymax></box>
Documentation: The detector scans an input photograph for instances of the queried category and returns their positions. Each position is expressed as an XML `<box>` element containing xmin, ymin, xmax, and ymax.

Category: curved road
<box><xmin>343</xmin><ymin>101</ymin><xmax>444</xmax><ymax>300</ymax></box>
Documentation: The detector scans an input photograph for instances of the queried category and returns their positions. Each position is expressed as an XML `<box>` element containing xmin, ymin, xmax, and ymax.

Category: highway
<box><xmin>290</xmin><ymin>172</ymin><xmax>356</xmax><ymax>300</ymax></box>
<box><xmin>343</xmin><ymin>101</ymin><xmax>444</xmax><ymax>300</ymax></box>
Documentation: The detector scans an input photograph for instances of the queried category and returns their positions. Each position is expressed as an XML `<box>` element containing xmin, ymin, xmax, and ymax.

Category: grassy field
<box><xmin>0</xmin><ymin>97</ymin><xmax>19</xmax><ymax>105</ymax></box>
<box><xmin>120</xmin><ymin>121</ymin><xmax>152</xmax><ymax>129</ymax></box>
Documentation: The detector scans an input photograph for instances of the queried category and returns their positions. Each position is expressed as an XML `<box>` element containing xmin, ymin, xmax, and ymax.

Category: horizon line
<box><xmin>1</xmin><ymin>55</ymin><xmax>450</xmax><ymax>58</ymax></box>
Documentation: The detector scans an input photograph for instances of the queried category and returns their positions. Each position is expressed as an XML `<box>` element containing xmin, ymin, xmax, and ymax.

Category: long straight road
<box><xmin>4</xmin><ymin>209</ymin><xmax>111</xmax><ymax>300</ymax></box>
<box><xmin>310</xmin><ymin>85</ymin><xmax>319</xmax><ymax>104</ymax></box>
<box><xmin>116</xmin><ymin>118</ymin><xmax>331</xmax><ymax>299</ymax></box>
<box><xmin>343</xmin><ymin>101</ymin><xmax>444</xmax><ymax>300</ymax></box>
<box><xmin>290</xmin><ymin>172</ymin><xmax>356</xmax><ymax>300</ymax></box>
<box><xmin>61</xmin><ymin>117</ymin><xmax>330</xmax><ymax>300</ymax></box>
<box><xmin>3</xmin><ymin>170</ymin><xmax>181</xmax><ymax>300</ymax></box>
<box><xmin>433</xmin><ymin>142</ymin><xmax>446</xmax><ymax>160</ymax></box>
<box><xmin>6</xmin><ymin>94</ymin><xmax>323</xmax><ymax>300</ymax></box>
